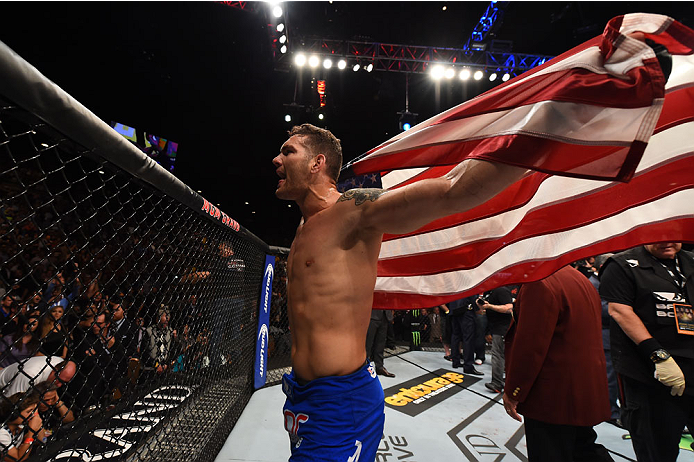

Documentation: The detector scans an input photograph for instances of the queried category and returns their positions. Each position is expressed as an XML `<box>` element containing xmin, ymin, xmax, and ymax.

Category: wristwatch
<box><xmin>649</xmin><ymin>349</ymin><xmax>671</xmax><ymax>364</ymax></box>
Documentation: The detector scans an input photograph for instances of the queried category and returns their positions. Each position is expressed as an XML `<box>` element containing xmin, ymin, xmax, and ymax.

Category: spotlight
<box><xmin>398</xmin><ymin>111</ymin><xmax>417</xmax><ymax>132</ymax></box>
<box><xmin>318</xmin><ymin>113</ymin><xmax>325</xmax><ymax>120</ymax></box>
<box><xmin>280</xmin><ymin>45</ymin><xmax>288</xmax><ymax>54</ymax></box>
<box><xmin>323</xmin><ymin>58</ymin><xmax>332</xmax><ymax>69</ymax></box>
<box><xmin>276</xmin><ymin>23</ymin><xmax>285</xmax><ymax>33</ymax></box>
<box><xmin>337</xmin><ymin>59</ymin><xmax>347</xmax><ymax>70</ymax></box>
<box><xmin>366</xmin><ymin>63</ymin><xmax>373</xmax><ymax>72</ymax></box>
<box><xmin>294</xmin><ymin>53</ymin><xmax>306</xmax><ymax>67</ymax></box>
<box><xmin>279</xmin><ymin>34</ymin><xmax>287</xmax><ymax>44</ymax></box>
<box><xmin>502</xmin><ymin>72</ymin><xmax>511</xmax><ymax>82</ymax></box>
<box><xmin>353</xmin><ymin>63</ymin><xmax>360</xmax><ymax>72</ymax></box>
<box><xmin>442</xmin><ymin>5</ymin><xmax>447</xmax><ymax>11</ymax></box>
<box><xmin>473</xmin><ymin>70</ymin><xmax>484</xmax><ymax>80</ymax></box>
<box><xmin>430</xmin><ymin>64</ymin><xmax>445</xmax><ymax>80</ymax></box>
<box><xmin>272</xmin><ymin>5</ymin><xmax>283</xmax><ymax>18</ymax></box>
<box><xmin>459</xmin><ymin>69</ymin><xmax>471</xmax><ymax>80</ymax></box>
<box><xmin>284</xmin><ymin>114</ymin><xmax>291</xmax><ymax>122</ymax></box>
<box><xmin>489</xmin><ymin>72</ymin><xmax>497</xmax><ymax>82</ymax></box>
<box><xmin>444</xmin><ymin>68</ymin><xmax>455</xmax><ymax>79</ymax></box>
<box><xmin>308</xmin><ymin>55</ymin><xmax>320</xmax><ymax>68</ymax></box>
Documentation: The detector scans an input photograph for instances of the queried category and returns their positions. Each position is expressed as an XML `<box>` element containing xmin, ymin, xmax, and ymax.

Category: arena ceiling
<box><xmin>2</xmin><ymin>2</ymin><xmax>693</xmax><ymax>247</ymax></box>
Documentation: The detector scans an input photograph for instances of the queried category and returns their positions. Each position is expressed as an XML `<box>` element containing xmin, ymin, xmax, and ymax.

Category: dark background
<box><xmin>2</xmin><ymin>2</ymin><xmax>692</xmax><ymax>248</ymax></box>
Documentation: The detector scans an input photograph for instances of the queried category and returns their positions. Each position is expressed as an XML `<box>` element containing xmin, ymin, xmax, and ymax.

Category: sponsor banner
<box><xmin>383</xmin><ymin>368</ymin><xmax>480</xmax><ymax>417</ymax></box>
<box><xmin>254</xmin><ymin>255</ymin><xmax>275</xmax><ymax>389</ymax></box>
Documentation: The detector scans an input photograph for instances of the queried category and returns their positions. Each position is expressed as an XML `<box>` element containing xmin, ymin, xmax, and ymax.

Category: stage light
<box><xmin>276</xmin><ymin>23</ymin><xmax>285</xmax><ymax>33</ymax></box>
<box><xmin>279</xmin><ymin>34</ymin><xmax>287</xmax><ymax>44</ymax></box>
<box><xmin>459</xmin><ymin>68</ymin><xmax>471</xmax><ymax>80</ymax></box>
<box><xmin>318</xmin><ymin>113</ymin><xmax>325</xmax><ymax>120</ymax></box>
<box><xmin>444</xmin><ymin>68</ymin><xmax>455</xmax><ymax>79</ymax></box>
<box><xmin>284</xmin><ymin>114</ymin><xmax>291</xmax><ymax>122</ymax></box>
<box><xmin>502</xmin><ymin>72</ymin><xmax>510</xmax><ymax>82</ymax></box>
<box><xmin>442</xmin><ymin>5</ymin><xmax>447</xmax><ymax>11</ymax></box>
<box><xmin>337</xmin><ymin>59</ymin><xmax>347</xmax><ymax>70</ymax></box>
<box><xmin>294</xmin><ymin>53</ymin><xmax>306</xmax><ymax>67</ymax></box>
<box><xmin>272</xmin><ymin>5</ymin><xmax>283</xmax><ymax>18</ymax></box>
<box><xmin>308</xmin><ymin>55</ymin><xmax>320</xmax><ymax>68</ymax></box>
<box><xmin>353</xmin><ymin>63</ymin><xmax>360</xmax><ymax>72</ymax></box>
<box><xmin>430</xmin><ymin>64</ymin><xmax>445</xmax><ymax>80</ymax></box>
<box><xmin>473</xmin><ymin>70</ymin><xmax>484</xmax><ymax>80</ymax></box>
<box><xmin>489</xmin><ymin>72</ymin><xmax>497</xmax><ymax>82</ymax></box>
<box><xmin>366</xmin><ymin>63</ymin><xmax>373</xmax><ymax>72</ymax></box>
<box><xmin>399</xmin><ymin>111</ymin><xmax>417</xmax><ymax>132</ymax></box>
<box><xmin>280</xmin><ymin>45</ymin><xmax>287</xmax><ymax>54</ymax></box>
<box><xmin>323</xmin><ymin>58</ymin><xmax>332</xmax><ymax>69</ymax></box>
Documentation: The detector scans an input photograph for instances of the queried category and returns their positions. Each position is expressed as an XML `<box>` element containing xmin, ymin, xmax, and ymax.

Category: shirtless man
<box><xmin>273</xmin><ymin>124</ymin><xmax>527</xmax><ymax>461</ymax></box>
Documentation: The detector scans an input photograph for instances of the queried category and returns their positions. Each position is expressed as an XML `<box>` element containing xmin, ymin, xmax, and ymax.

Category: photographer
<box><xmin>479</xmin><ymin>286</ymin><xmax>517</xmax><ymax>394</ymax></box>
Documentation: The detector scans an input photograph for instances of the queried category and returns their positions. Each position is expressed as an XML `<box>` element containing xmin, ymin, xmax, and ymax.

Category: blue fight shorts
<box><xmin>282</xmin><ymin>361</ymin><xmax>385</xmax><ymax>462</ymax></box>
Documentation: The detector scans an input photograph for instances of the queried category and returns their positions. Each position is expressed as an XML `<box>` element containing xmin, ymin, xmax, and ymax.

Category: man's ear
<box><xmin>311</xmin><ymin>154</ymin><xmax>326</xmax><ymax>173</ymax></box>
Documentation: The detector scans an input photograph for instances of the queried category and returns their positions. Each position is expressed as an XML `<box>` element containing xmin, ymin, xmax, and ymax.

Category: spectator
<box><xmin>366</xmin><ymin>309</ymin><xmax>395</xmax><ymax>378</ymax></box>
<box><xmin>108</xmin><ymin>297</ymin><xmax>140</xmax><ymax>382</ymax></box>
<box><xmin>584</xmin><ymin>254</ymin><xmax>621</xmax><ymax>425</ymax></box>
<box><xmin>70</xmin><ymin>313</ymin><xmax>123</xmax><ymax>410</ymax></box>
<box><xmin>0</xmin><ymin>296</ymin><xmax>15</xmax><ymax>337</ymax></box>
<box><xmin>448</xmin><ymin>296</ymin><xmax>483</xmax><ymax>375</ymax></box>
<box><xmin>439</xmin><ymin>304</ymin><xmax>454</xmax><ymax>361</ymax></box>
<box><xmin>473</xmin><ymin>298</ymin><xmax>487</xmax><ymax>365</ymax></box>
<box><xmin>599</xmin><ymin>242</ymin><xmax>694</xmax><ymax>461</ymax></box>
<box><xmin>144</xmin><ymin>306</ymin><xmax>175</xmax><ymax>374</ymax></box>
<box><xmin>34</xmin><ymin>381</ymin><xmax>75</xmax><ymax>436</ymax></box>
<box><xmin>36</xmin><ymin>303</ymin><xmax>69</xmax><ymax>359</ymax></box>
<box><xmin>428</xmin><ymin>306</ymin><xmax>443</xmax><ymax>344</ymax></box>
<box><xmin>0</xmin><ymin>356</ymin><xmax>76</xmax><ymax>397</ymax></box>
<box><xmin>0</xmin><ymin>390</ymin><xmax>44</xmax><ymax>461</ymax></box>
<box><xmin>0</xmin><ymin>314</ymin><xmax>40</xmax><ymax>368</ymax></box>
<box><xmin>503</xmin><ymin>266</ymin><xmax>612</xmax><ymax>461</ymax></box>
<box><xmin>480</xmin><ymin>285</ymin><xmax>517</xmax><ymax>394</ymax></box>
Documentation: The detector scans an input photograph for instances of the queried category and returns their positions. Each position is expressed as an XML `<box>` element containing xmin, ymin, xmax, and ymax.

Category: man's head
<box><xmin>158</xmin><ymin>306</ymin><xmax>170</xmax><ymax>327</ymax></box>
<box><xmin>644</xmin><ymin>242</ymin><xmax>682</xmax><ymax>260</ymax></box>
<box><xmin>45</xmin><ymin>360</ymin><xmax>76</xmax><ymax>388</ymax></box>
<box><xmin>2</xmin><ymin>295</ymin><xmax>13</xmax><ymax>310</ymax></box>
<box><xmin>92</xmin><ymin>313</ymin><xmax>108</xmax><ymax>335</ymax></box>
<box><xmin>273</xmin><ymin>124</ymin><xmax>342</xmax><ymax>199</ymax></box>
<box><xmin>110</xmin><ymin>298</ymin><xmax>125</xmax><ymax>322</ymax></box>
<box><xmin>1</xmin><ymin>390</ymin><xmax>40</xmax><ymax>425</ymax></box>
<box><xmin>34</xmin><ymin>381</ymin><xmax>59</xmax><ymax>412</ymax></box>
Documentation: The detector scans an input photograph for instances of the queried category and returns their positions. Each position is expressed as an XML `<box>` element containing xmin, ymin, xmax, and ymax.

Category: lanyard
<box><xmin>652</xmin><ymin>255</ymin><xmax>686</xmax><ymax>291</ymax></box>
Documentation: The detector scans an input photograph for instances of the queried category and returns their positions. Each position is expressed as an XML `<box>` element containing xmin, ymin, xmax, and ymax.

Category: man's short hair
<box><xmin>288</xmin><ymin>124</ymin><xmax>343</xmax><ymax>183</ymax></box>
<box><xmin>34</xmin><ymin>381</ymin><xmax>58</xmax><ymax>395</ymax></box>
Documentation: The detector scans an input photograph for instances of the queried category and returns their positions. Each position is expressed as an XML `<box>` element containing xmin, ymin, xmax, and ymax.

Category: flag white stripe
<box><xmin>379</xmin><ymin>121</ymin><xmax>694</xmax><ymax>259</ymax></box>
<box><xmin>375</xmin><ymin>189</ymin><xmax>694</xmax><ymax>296</ymax></box>
<box><xmin>375</xmin><ymin>102</ymin><xmax>650</xmax><ymax>162</ymax></box>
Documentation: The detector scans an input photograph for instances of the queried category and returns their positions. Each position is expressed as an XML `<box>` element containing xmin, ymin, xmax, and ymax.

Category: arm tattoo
<box><xmin>337</xmin><ymin>188</ymin><xmax>388</xmax><ymax>206</ymax></box>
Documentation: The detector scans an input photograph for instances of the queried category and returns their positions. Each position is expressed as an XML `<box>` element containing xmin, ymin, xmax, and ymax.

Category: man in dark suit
<box><xmin>366</xmin><ymin>308</ymin><xmax>395</xmax><ymax>377</ymax></box>
<box><xmin>503</xmin><ymin>265</ymin><xmax>613</xmax><ymax>461</ymax></box>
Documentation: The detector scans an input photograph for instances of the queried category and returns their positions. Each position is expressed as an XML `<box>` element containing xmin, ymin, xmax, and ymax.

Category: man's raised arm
<box><xmin>360</xmin><ymin>159</ymin><xmax>528</xmax><ymax>235</ymax></box>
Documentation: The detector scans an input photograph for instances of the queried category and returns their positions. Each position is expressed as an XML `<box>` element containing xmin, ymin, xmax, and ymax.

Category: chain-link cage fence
<box><xmin>0</xmin><ymin>41</ymin><xmax>289</xmax><ymax>462</ymax></box>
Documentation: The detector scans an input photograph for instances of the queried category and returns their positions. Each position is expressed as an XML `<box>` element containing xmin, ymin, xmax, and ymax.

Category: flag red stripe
<box><xmin>358</xmin><ymin>132</ymin><xmax>638</xmax><ymax>182</ymax></box>
<box><xmin>647</xmin><ymin>20</ymin><xmax>694</xmax><ymax>55</ymax></box>
<box><xmin>383</xmin><ymin>172</ymin><xmax>549</xmax><ymax>242</ymax></box>
<box><xmin>372</xmin><ymin>217</ymin><xmax>694</xmax><ymax>309</ymax></box>
<box><xmin>378</xmin><ymin>155</ymin><xmax>694</xmax><ymax>277</ymax></box>
<box><xmin>656</xmin><ymin>85</ymin><xmax>694</xmax><ymax>133</ymax></box>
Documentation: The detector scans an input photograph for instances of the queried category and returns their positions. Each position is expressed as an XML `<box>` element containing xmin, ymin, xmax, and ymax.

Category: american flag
<box><xmin>341</xmin><ymin>14</ymin><xmax>694</xmax><ymax>310</ymax></box>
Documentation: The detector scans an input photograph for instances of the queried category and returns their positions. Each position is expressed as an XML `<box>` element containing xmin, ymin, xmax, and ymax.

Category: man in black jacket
<box><xmin>600</xmin><ymin>242</ymin><xmax>694</xmax><ymax>461</ymax></box>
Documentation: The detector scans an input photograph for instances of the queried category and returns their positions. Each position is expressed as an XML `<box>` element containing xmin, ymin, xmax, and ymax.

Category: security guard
<box><xmin>599</xmin><ymin>242</ymin><xmax>694</xmax><ymax>462</ymax></box>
